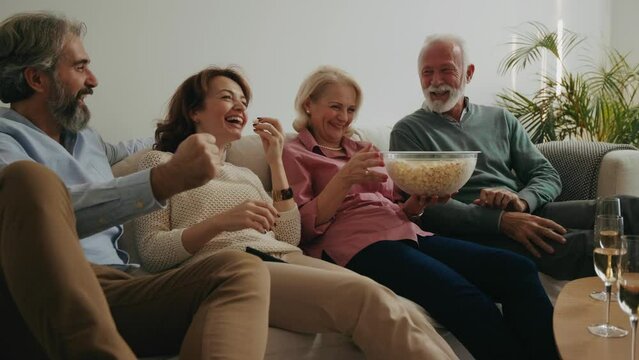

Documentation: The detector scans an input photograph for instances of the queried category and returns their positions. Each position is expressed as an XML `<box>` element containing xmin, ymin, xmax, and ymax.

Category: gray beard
<box><xmin>54</xmin><ymin>105</ymin><xmax>90</xmax><ymax>133</ymax></box>
<box><xmin>47</xmin><ymin>78</ymin><xmax>91</xmax><ymax>133</ymax></box>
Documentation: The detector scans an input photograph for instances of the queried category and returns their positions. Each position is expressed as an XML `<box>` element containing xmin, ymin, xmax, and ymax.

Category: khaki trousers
<box><xmin>0</xmin><ymin>161</ymin><xmax>270</xmax><ymax>360</ymax></box>
<box><xmin>268</xmin><ymin>252</ymin><xmax>458</xmax><ymax>360</ymax></box>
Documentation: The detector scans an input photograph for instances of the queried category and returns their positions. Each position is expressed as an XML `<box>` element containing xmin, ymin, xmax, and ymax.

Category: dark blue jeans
<box><xmin>346</xmin><ymin>236</ymin><xmax>558</xmax><ymax>360</ymax></box>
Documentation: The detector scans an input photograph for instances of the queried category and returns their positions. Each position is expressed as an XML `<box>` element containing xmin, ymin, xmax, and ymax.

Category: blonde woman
<box><xmin>282</xmin><ymin>65</ymin><xmax>559</xmax><ymax>360</ymax></box>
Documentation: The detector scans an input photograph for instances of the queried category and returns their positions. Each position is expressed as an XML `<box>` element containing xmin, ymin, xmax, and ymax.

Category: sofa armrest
<box><xmin>535</xmin><ymin>141</ymin><xmax>638</xmax><ymax>201</ymax></box>
<box><xmin>597</xmin><ymin>149</ymin><xmax>639</xmax><ymax>198</ymax></box>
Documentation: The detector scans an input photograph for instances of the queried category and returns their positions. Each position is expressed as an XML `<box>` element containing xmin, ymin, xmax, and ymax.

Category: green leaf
<box><xmin>498</xmin><ymin>21</ymin><xmax>583</xmax><ymax>76</ymax></box>
<box><xmin>498</xmin><ymin>22</ymin><xmax>639</xmax><ymax>145</ymax></box>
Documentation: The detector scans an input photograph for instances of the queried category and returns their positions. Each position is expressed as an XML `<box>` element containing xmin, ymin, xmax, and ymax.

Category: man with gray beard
<box><xmin>0</xmin><ymin>11</ymin><xmax>270</xmax><ymax>360</ymax></box>
<box><xmin>47</xmin><ymin>71</ymin><xmax>93</xmax><ymax>132</ymax></box>
<box><xmin>390</xmin><ymin>34</ymin><xmax>639</xmax><ymax>280</ymax></box>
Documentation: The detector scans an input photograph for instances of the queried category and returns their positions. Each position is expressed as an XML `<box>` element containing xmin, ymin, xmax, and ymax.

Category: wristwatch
<box><xmin>410</xmin><ymin>209</ymin><xmax>425</xmax><ymax>222</ymax></box>
<box><xmin>272</xmin><ymin>187</ymin><xmax>294</xmax><ymax>202</ymax></box>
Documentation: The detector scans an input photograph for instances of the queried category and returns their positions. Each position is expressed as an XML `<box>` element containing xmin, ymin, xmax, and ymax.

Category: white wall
<box><xmin>1</xmin><ymin>0</ymin><xmax>613</xmax><ymax>142</ymax></box>
<box><xmin>611</xmin><ymin>0</ymin><xmax>639</xmax><ymax>66</ymax></box>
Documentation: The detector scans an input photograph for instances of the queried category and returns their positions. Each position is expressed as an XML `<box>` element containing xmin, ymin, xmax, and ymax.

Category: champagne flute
<box><xmin>618</xmin><ymin>235</ymin><xmax>639</xmax><ymax>360</ymax></box>
<box><xmin>588</xmin><ymin>215</ymin><xmax>628</xmax><ymax>337</ymax></box>
<box><xmin>591</xmin><ymin>197</ymin><xmax>623</xmax><ymax>301</ymax></box>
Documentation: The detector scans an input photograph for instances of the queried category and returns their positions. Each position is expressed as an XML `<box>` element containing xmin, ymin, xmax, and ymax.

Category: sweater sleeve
<box><xmin>272</xmin><ymin>206</ymin><xmax>301</xmax><ymax>247</ymax></box>
<box><xmin>134</xmin><ymin>151</ymin><xmax>192</xmax><ymax>273</ymax></box>
<box><xmin>505</xmin><ymin>110</ymin><xmax>562</xmax><ymax>212</ymax></box>
<box><xmin>421</xmin><ymin>199</ymin><xmax>503</xmax><ymax>235</ymax></box>
<box><xmin>389</xmin><ymin>124</ymin><xmax>423</xmax><ymax>151</ymax></box>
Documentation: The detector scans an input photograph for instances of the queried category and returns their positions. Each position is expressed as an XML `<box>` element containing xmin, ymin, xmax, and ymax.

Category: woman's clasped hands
<box><xmin>213</xmin><ymin>200</ymin><xmax>279</xmax><ymax>234</ymax></box>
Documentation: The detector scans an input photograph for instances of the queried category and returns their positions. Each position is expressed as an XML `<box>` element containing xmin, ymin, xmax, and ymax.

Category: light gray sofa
<box><xmin>112</xmin><ymin>126</ymin><xmax>639</xmax><ymax>360</ymax></box>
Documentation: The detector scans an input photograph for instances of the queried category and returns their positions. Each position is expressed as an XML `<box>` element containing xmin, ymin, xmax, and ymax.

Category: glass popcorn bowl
<box><xmin>382</xmin><ymin>151</ymin><xmax>479</xmax><ymax>196</ymax></box>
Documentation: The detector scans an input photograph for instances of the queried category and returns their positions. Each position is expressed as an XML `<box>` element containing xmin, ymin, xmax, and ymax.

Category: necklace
<box><xmin>317</xmin><ymin>144</ymin><xmax>344</xmax><ymax>151</ymax></box>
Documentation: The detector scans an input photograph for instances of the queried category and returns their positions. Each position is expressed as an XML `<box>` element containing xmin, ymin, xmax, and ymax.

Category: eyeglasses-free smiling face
<box><xmin>47</xmin><ymin>35</ymin><xmax>98</xmax><ymax>132</ymax></box>
<box><xmin>305</xmin><ymin>83</ymin><xmax>357</xmax><ymax>148</ymax></box>
<box><xmin>192</xmin><ymin>75</ymin><xmax>248</xmax><ymax>148</ymax></box>
<box><xmin>418</xmin><ymin>40</ymin><xmax>472</xmax><ymax>115</ymax></box>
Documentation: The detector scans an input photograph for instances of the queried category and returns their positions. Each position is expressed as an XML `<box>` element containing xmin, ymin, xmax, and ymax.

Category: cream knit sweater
<box><xmin>135</xmin><ymin>150</ymin><xmax>302</xmax><ymax>273</ymax></box>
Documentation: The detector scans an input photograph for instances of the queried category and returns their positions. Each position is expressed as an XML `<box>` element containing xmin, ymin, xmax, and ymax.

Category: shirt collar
<box><xmin>0</xmin><ymin>107</ymin><xmax>78</xmax><ymax>153</ymax></box>
<box><xmin>0</xmin><ymin>107</ymin><xmax>41</xmax><ymax>131</ymax></box>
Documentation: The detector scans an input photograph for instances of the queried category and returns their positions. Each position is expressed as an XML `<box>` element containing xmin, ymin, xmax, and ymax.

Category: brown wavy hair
<box><xmin>155</xmin><ymin>66</ymin><xmax>252</xmax><ymax>153</ymax></box>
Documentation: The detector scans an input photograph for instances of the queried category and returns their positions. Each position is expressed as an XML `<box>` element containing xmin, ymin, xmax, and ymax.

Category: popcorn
<box><xmin>386</xmin><ymin>158</ymin><xmax>475</xmax><ymax>196</ymax></box>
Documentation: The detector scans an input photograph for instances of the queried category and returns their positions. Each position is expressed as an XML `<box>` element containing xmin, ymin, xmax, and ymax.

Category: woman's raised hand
<box><xmin>336</xmin><ymin>144</ymin><xmax>388</xmax><ymax>187</ymax></box>
<box><xmin>212</xmin><ymin>200</ymin><xmax>279</xmax><ymax>234</ymax></box>
<box><xmin>253</xmin><ymin>117</ymin><xmax>285</xmax><ymax>166</ymax></box>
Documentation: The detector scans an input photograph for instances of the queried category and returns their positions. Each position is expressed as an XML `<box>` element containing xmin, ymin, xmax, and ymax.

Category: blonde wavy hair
<box><xmin>292</xmin><ymin>65</ymin><xmax>362</xmax><ymax>136</ymax></box>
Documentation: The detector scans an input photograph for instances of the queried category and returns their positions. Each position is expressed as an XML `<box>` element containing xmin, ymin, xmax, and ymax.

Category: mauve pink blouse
<box><xmin>282</xmin><ymin>128</ymin><xmax>431</xmax><ymax>267</ymax></box>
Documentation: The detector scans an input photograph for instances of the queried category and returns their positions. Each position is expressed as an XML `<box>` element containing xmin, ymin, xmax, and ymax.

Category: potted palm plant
<box><xmin>497</xmin><ymin>22</ymin><xmax>639</xmax><ymax>146</ymax></box>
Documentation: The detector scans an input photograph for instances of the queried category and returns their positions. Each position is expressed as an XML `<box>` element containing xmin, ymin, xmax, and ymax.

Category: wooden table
<box><xmin>554</xmin><ymin>276</ymin><xmax>637</xmax><ymax>359</ymax></box>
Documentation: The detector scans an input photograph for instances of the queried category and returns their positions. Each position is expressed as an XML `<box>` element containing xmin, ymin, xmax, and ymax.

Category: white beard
<box><xmin>422</xmin><ymin>80</ymin><xmax>466</xmax><ymax>114</ymax></box>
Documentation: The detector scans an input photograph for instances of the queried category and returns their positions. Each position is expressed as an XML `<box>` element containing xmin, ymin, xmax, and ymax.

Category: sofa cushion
<box><xmin>112</xmin><ymin>148</ymin><xmax>151</xmax><ymax>178</ymax></box>
<box><xmin>351</xmin><ymin>126</ymin><xmax>393</xmax><ymax>151</ymax></box>
<box><xmin>225</xmin><ymin>134</ymin><xmax>297</xmax><ymax>191</ymax></box>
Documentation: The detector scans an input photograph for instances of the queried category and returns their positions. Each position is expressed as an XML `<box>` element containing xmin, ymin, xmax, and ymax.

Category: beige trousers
<box><xmin>268</xmin><ymin>252</ymin><xmax>458</xmax><ymax>360</ymax></box>
<box><xmin>0</xmin><ymin>161</ymin><xmax>270</xmax><ymax>360</ymax></box>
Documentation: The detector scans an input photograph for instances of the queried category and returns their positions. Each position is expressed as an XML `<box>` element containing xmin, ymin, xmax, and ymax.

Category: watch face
<box><xmin>281</xmin><ymin>187</ymin><xmax>294</xmax><ymax>200</ymax></box>
<box><xmin>273</xmin><ymin>187</ymin><xmax>294</xmax><ymax>201</ymax></box>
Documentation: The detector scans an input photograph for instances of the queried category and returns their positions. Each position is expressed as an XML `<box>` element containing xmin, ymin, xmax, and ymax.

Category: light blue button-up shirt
<box><xmin>0</xmin><ymin>107</ymin><xmax>160</xmax><ymax>266</ymax></box>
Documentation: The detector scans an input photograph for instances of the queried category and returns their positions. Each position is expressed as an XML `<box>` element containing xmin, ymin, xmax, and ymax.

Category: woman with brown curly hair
<box><xmin>134</xmin><ymin>66</ymin><xmax>458</xmax><ymax>360</ymax></box>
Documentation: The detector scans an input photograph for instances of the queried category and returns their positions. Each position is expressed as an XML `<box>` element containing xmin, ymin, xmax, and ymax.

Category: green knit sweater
<box><xmin>390</xmin><ymin>101</ymin><xmax>561</xmax><ymax>235</ymax></box>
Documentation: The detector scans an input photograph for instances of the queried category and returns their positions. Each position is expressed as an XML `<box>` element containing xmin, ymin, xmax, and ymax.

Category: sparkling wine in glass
<box><xmin>618</xmin><ymin>235</ymin><xmax>639</xmax><ymax>360</ymax></box>
<box><xmin>591</xmin><ymin>197</ymin><xmax>623</xmax><ymax>302</ymax></box>
<box><xmin>588</xmin><ymin>215</ymin><xmax>628</xmax><ymax>337</ymax></box>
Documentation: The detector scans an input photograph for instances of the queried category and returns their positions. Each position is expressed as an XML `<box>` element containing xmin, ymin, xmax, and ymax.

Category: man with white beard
<box><xmin>390</xmin><ymin>34</ymin><xmax>604</xmax><ymax>280</ymax></box>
